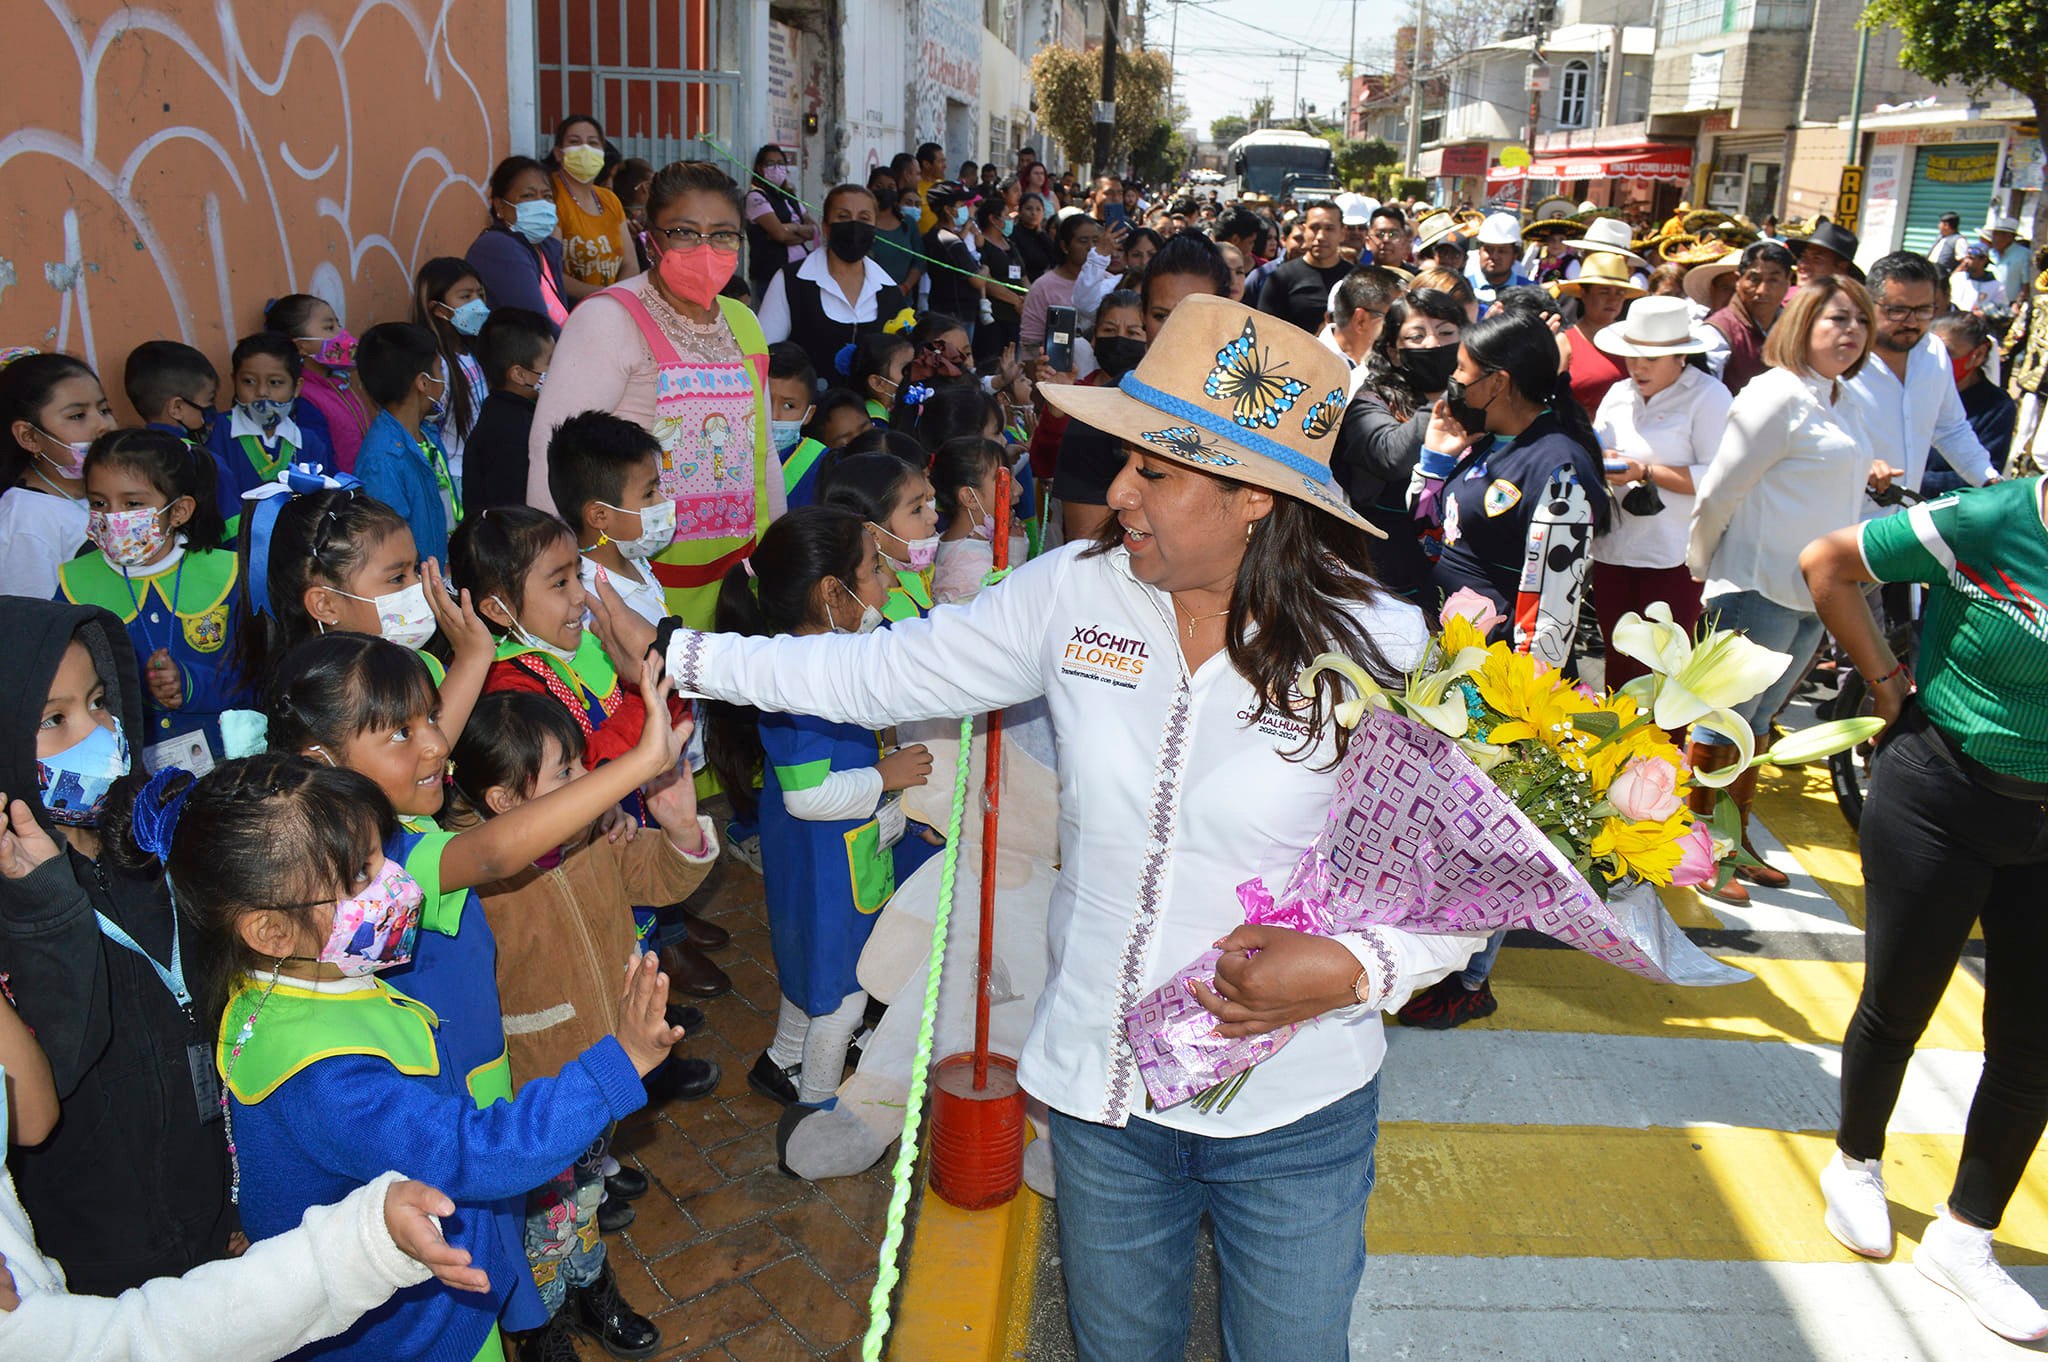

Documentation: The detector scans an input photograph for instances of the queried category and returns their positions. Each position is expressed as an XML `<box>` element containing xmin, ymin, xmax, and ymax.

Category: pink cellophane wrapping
<box><xmin>1126</xmin><ymin>706</ymin><xmax>1742</xmax><ymax>1110</ymax></box>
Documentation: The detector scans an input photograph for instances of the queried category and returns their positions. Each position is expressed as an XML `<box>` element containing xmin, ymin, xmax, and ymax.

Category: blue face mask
<box><xmin>238</xmin><ymin>398</ymin><xmax>293</xmax><ymax>433</ymax></box>
<box><xmin>509</xmin><ymin>200</ymin><xmax>559</xmax><ymax>244</ymax></box>
<box><xmin>37</xmin><ymin>722</ymin><xmax>130</xmax><ymax>828</ymax></box>
<box><xmin>446</xmin><ymin>298</ymin><xmax>491</xmax><ymax>336</ymax></box>
<box><xmin>1000</xmin><ymin>216</ymin><xmax>1015</xmax><ymax>238</ymax></box>
<box><xmin>954</xmin><ymin>204</ymin><xmax>972</xmax><ymax>228</ymax></box>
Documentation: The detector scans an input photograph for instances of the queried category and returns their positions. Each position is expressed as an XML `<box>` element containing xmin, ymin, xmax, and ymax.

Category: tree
<box><xmin>1211</xmin><ymin>114</ymin><xmax>1250</xmax><ymax>146</ymax></box>
<box><xmin>1027</xmin><ymin>44</ymin><xmax>1177</xmax><ymax>171</ymax></box>
<box><xmin>1318</xmin><ymin>132</ymin><xmax>1401</xmax><ymax>188</ymax></box>
<box><xmin>1862</xmin><ymin>0</ymin><xmax>2046</xmax><ymax>161</ymax></box>
<box><xmin>1250</xmin><ymin>95</ymin><xmax>1275</xmax><ymax>129</ymax></box>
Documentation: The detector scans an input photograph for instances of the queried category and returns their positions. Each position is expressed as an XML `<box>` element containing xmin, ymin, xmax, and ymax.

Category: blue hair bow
<box><xmin>132</xmin><ymin>766</ymin><xmax>195</xmax><ymax>860</ymax></box>
<box><xmin>243</xmin><ymin>465</ymin><xmax>361</xmax><ymax>617</ymax></box>
<box><xmin>904</xmin><ymin>383</ymin><xmax>935</xmax><ymax>408</ymax></box>
<box><xmin>834</xmin><ymin>342</ymin><xmax>857</xmax><ymax>377</ymax></box>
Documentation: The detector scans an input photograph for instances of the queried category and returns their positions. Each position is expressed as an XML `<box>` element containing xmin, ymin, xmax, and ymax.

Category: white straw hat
<box><xmin>1564</xmin><ymin>217</ymin><xmax>1649</xmax><ymax>267</ymax></box>
<box><xmin>1593</xmin><ymin>297</ymin><xmax>1711</xmax><ymax>357</ymax></box>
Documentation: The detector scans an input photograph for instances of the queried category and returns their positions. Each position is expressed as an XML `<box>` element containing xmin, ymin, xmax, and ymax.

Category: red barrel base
<box><xmin>928</xmin><ymin>1052</ymin><xmax>1026</xmax><ymax>1211</ymax></box>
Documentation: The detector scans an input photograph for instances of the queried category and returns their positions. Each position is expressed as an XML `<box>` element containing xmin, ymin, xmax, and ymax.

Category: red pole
<box><xmin>972</xmin><ymin>467</ymin><xmax>1012</xmax><ymax>1092</ymax></box>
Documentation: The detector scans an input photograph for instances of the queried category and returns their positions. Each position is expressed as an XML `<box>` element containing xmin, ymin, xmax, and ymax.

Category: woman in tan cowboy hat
<box><xmin>1554</xmin><ymin>251</ymin><xmax>1647</xmax><ymax>413</ymax></box>
<box><xmin>648</xmin><ymin>294</ymin><xmax>1480</xmax><ymax>1360</ymax></box>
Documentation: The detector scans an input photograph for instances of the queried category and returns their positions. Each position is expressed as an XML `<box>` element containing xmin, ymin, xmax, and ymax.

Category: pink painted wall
<box><xmin>0</xmin><ymin>2</ymin><xmax>510</xmax><ymax>419</ymax></box>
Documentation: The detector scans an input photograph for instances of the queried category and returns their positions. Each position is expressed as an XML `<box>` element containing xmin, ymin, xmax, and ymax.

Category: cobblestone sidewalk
<box><xmin>573</xmin><ymin>854</ymin><xmax>894</xmax><ymax>1361</ymax></box>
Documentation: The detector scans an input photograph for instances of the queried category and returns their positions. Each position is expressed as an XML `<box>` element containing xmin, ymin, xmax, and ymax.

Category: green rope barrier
<box><xmin>859</xmin><ymin>714</ymin><xmax>976</xmax><ymax>1361</ymax></box>
<box><xmin>697</xmin><ymin>137</ymin><xmax>1029</xmax><ymax>295</ymax></box>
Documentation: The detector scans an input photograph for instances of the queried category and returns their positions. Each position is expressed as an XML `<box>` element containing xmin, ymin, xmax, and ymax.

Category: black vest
<box><xmin>782</xmin><ymin>259</ymin><xmax>907</xmax><ymax>381</ymax></box>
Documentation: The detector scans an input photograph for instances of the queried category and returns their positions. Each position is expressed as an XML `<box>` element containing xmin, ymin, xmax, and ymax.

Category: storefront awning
<box><xmin>1488</xmin><ymin>145</ymin><xmax>1695</xmax><ymax>186</ymax></box>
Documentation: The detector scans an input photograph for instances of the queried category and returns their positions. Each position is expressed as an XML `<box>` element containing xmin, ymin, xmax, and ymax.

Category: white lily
<box><xmin>1611</xmin><ymin>603</ymin><xmax>1793</xmax><ymax>732</ymax></box>
<box><xmin>1301</xmin><ymin>647</ymin><xmax>1488</xmax><ymax>739</ymax></box>
<box><xmin>1752</xmin><ymin>716</ymin><xmax>1888</xmax><ymax>765</ymax></box>
<box><xmin>1302</xmin><ymin>654</ymin><xmax>1396</xmax><ymax>730</ymax></box>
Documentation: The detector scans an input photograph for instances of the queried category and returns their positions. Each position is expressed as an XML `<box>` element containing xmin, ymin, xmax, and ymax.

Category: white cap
<box><xmin>1476</xmin><ymin>212</ymin><xmax>1523</xmax><ymax>246</ymax></box>
<box><xmin>1577</xmin><ymin>200</ymin><xmax>1598</xmax><ymax>214</ymax></box>
<box><xmin>1339</xmin><ymin>194</ymin><xmax>1374</xmax><ymax>226</ymax></box>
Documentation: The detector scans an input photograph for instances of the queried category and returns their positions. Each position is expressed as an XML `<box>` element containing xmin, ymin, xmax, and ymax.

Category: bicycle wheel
<box><xmin>1825</xmin><ymin>671</ymin><xmax>1873</xmax><ymax>831</ymax></box>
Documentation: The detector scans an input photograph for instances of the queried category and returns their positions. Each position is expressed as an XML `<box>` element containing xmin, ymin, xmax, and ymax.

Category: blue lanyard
<box><xmin>94</xmin><ymin>905</ymin><xmax>191</xmax><ymax>1016</ymax></box>
<box><xmin>120</xmin><ymin>554</ymin><xmax>186</xmax><ymax>657</ymax></box>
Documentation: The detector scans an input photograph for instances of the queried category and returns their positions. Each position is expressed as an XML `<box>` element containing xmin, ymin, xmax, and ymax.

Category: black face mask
<box><xmin>872</xmin><ymin>186</ymin><xmax>900</xmax><ymax>215</ymax></box>
<box><xmin>1397</xmin><ymin>343</ymin><xmax>1460</xmax><ymax>396</ymax></box>
<box><xmin>1441</xmin><ymin>371</ymin><xmax>1495</xmax><ymax>435</ymax></box>
<box><xmin>1094</xmin><ymin>337</ymin><xmax>1148</xmax><ymax>378</ymax></box>
<box><xmin>828</xmin><ymin>220</ymin><xmax>878</xmax><ymax>263</ymax></box>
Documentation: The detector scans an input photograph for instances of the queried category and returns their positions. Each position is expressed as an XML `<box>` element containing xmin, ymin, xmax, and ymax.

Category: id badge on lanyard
<box><xmin>95</xmin><ymin>905</ymin><xmax>221</xmax><ymax>1123</ymax></box>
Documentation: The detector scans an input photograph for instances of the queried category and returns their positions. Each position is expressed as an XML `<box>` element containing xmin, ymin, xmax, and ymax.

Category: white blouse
<box><xmin>1593</xmin><ymin>365</ymin><xmax>1732</xmax><ymax>570</ymax></box>
<box><xmin>668</xmin><ymin>542</ymin><xmax>1479</xmax><ymax>1136</ymax></box>
<box><xmin>1687</xmin><ymin>365</ymin><xmax>1875</xmax><ymax>612</ymax></box>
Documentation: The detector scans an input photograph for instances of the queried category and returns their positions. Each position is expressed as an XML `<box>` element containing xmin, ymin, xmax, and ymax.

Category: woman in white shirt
<box><xmin>1591</xmin><ymin>297</ymin><xmax>1732</xmax><ymax>689</ymax></box>
<box><xmin>1686</xmin><ymin>276</ymin><xmax>1878</xmax><ymax>906</ymax></box>
<box><xmin>647</xmin><ymin>297</ymin><xmax>1478</xmax><ymax>1359</ymax></box>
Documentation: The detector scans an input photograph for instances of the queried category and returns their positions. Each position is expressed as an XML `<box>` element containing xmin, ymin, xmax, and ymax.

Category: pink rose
<box><xmin>1439</xmin><ymin>586</ymin><xmax>1507</xmax><ymax>635</ymax></box>
<box><xmin>1668</xmin><ymin>820</ymin><xmax>1718</xmax><ymax>887</ymax></box>
<box><xmin>1609</xmin><ymin>755</ymin><xmax>1683</xmax><ymax>823</ymax></box>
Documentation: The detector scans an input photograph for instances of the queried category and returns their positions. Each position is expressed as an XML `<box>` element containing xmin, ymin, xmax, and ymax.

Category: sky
<box><xmin>1141</xmin><ymin>0</ymin><xmax>1408</xmax><ymax>143</ymax></box>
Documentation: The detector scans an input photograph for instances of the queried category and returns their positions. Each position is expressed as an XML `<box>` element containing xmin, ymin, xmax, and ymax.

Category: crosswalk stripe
<box><xmin>1472</xmin><ymin>946</ymin><xmax>1985</xmax><ymax>1051</ymax></box>
<box><xmin>1347</xmin><ymin>1254</ymin><xmax>2048</xmax><ymax>1361</ymax></box>
<box><xmin>1367</xmin><ymin>1123</ymin><xmax>2048</xmax><ymax>1265</ymax></box>
<box><xmin>1381</xmin><ymin>1029</ymin><xmax>1986</xmax><ymax>1134</ymax></box>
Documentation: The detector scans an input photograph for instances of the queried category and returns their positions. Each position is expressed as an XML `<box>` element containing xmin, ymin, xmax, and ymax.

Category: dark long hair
<box><xmin>1362</xmin><ymin>288</ymin><xmax>1467</xmax><ymax>420</ymax></box>
<box><xmin>231</xmin><ymin>488</ymin><xmax>415</xmax><ymax>691</ymax></box>
<box><xmin>412</xmin><ymin>257</ymin><xmax>483</xmax><ymax>437</ymax></box>
<box><xmin>703</xmin><ymin>507</ymin><xmax>870</xmax><ymax>814</ymax></box>
<box><xmin>122</xmin><ymin>753</ymin><xmax>394</xmax><ymax>1030</ymax></box>
<box><xmin>85</xmin><ymin>428</ymin><xmax>227</xmax><ymax>551</ymax></box>
<box><xmin>1460</xmin><ymin>308</ymin><xmax>1611</xmax><ymax>533</ymax></box>
<box><xmin>0</xmin><ymin>352</ymin><xmax>99</xmax><ymax>491</ymax></box>
<box><xmin>1086</xmin><ymin>474</ymin><xmax>1404</xmax><ymax>762</ymax></box>
<box><xmin>265</xmin><ymin>632</ymin><xmax>440</xmax><ymax>757</ymax></box>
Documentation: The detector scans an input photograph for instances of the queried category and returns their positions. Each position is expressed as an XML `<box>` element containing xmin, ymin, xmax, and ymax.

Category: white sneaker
<box><xmin>1819</xmin><ymin>1149</ymin><xmax>1894</xmax><ymax>1257</ymax></box>
<box><xmin>1915</xmin><ymin>1205</ymin><xmax>2048</xmax><ymax>1342</ymax></box>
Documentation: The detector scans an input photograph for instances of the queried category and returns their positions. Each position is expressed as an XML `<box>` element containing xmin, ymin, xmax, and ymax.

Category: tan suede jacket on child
<box><xmin>480</xmin><ymin>815</ymin><xmax>719</xmax><ymax>1090</ymax></box>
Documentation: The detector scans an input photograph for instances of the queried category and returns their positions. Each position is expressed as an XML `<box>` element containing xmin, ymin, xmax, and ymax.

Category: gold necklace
<box><xmin>1172</xmin><ymin>595</ymin><xmax>1229</xmax><ymax>641</ymax></box>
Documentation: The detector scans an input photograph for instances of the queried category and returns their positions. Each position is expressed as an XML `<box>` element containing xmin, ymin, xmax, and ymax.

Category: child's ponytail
<box><xmin>702</xmin><ymin>507</ymin><xmax>870</xmax><ymax>817</ymax></box>
<box><xmin>231</xmin><ymin>484</ymin><xmax>411</xmax><ymax>691</ymax></box>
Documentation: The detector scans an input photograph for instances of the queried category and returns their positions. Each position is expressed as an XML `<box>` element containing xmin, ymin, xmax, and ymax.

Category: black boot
<box><xmin>517</xmin><ymin>1312</ymin><xmax>580</xmax><ymax>1362</ymax></box>
<box><xmin>595</xmin><ymin>1191</ymin><xmax>635</xmax><ymax>1233</ymax></box>
<box><xmin>568</xmin><ymin>1260</ymin><xmax>662</xmax><ymax>1360</ymax></box>
<box><xmin>604</xmin><ymin>1164</ymin><xmax>649</xmax><ymax>1202</ymax></box>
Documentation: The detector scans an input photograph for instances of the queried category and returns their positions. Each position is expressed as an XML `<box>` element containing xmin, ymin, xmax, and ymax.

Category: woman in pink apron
<box><xmin>526</xmin><ymin>161</ymin><xmax>783</xmax><ymax>628</ymax></box>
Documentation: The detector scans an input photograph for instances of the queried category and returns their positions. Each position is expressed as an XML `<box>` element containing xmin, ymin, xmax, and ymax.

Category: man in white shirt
<box><xmin>1982</xmin><ymin>214</ymin><xmax>2033</xmax><ymax>307</ymax></box>
<box><xmin>1845</xmin><ymin>252</ymin><xmax>1998</xmax><ymax>499</ymax></box>
<box><xmin>1952</xmin><ymin>240</ymin><xmax>2011</xmax><ymax>317</ymax></box>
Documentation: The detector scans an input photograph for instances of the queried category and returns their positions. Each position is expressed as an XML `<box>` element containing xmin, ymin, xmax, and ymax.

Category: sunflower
<box><xmin>1591</xmin><ymin>807</ymin><xmax>1693</xmax><ymax>884</ymax></box>
<box><xmin>1438</xmin><ymin>613</ymin><xmax>1487</xmax><ymax>657</ymax></box>
<box><xmin>1475</xmin><ymin>646</ymin><xmax>1591</xmax><ymax>748</ymax></box>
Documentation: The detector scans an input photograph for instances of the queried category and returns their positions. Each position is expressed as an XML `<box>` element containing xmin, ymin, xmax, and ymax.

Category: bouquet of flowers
<box><xmin>1124</xmin><ymin>591</ymin><xmax>1882</xmax><ymax>1112</ymax></box>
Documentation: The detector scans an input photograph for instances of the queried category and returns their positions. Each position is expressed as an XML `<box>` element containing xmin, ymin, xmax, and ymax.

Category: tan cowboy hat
<box><xmin>1038</xmin><ymin>295</ymin><xmax>1378</xmax><ymax>536</ymax></box>
<box><xmin>1414</xmin><ymin>207</ymin><xmax>1463</xmax><ymax>250</ymax></box>
<box><xmin>1531</xmin><ymin>196</ymin><xmax>1577</xmax><ymax>223</ymax></box>
<box><xmin>1593</xmin><ymin>297</ymin><xmax>1712</xmax><ymax>357</ymax></box>
<box><xmin>1563</xmin><ymin>217</ymin><xmax>1649</xmax><ymax>267</ymax></box>
<box><xmin>1552</xmin><ymin>252</ymin><xmax>1647</xmax><ymax>298</ymax></box>
<box><xmin>1682</xmin><ymin>257</ymin><xmax>1740</xmax><ymax>307</ymax></box>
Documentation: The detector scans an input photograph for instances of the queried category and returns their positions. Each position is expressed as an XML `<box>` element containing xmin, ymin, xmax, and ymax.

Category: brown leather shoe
<box><xmin>661</xmin><ymin>942</ymin><xmax>731</xmax><ymax>999</ymax></box>
<box><xmin>681</xmin><ymin>910</ymin><xmax>730</xmax><ymax>951</ymax></box>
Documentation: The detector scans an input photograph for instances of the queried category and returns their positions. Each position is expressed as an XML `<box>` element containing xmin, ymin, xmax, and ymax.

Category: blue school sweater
<box><xmin>220</xmin><ymin>978</ymin><xmax>644</xmax><ymax>1362</ymax></box>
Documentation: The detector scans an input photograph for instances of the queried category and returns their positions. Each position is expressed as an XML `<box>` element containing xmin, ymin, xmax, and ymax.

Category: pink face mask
<box><xmin>658</xmin><ymin>243</ymin><xmax>739</xmax><ymax>310</ymax></box>
<box><xmin>316</xmin><ymin>857</ymin><xmax>424</xmax><ymax>976</ymax></box>
<box><xmin>301</xmin><ymin>331</ymin><xmax>358</xmax><ymax>369</ymax></box>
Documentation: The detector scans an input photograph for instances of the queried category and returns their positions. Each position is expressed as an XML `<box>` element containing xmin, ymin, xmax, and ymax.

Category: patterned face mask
<box><xmin>37</xmin><ymin>722</ymin><xmax>130</xmax><ymax>827</ymax></box>
<box><xmin>314</xmin><ymin>857</ymin><xmax>424</xmax><ymax>976</ymax></box>
<box><xmin>89</xmin><ymin>504</ymin><xmax>173</xmax><ymax>568</ymax></box>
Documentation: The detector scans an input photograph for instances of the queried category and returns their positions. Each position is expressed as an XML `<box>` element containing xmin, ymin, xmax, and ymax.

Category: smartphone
<box><xmin>1046</xmin><ymin>305</ymin><xmax>1077</xmax><ymax>373</ymax></box>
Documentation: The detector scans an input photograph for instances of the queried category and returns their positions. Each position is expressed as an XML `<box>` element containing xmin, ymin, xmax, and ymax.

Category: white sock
<box><xmin>798</xmin><ymin>991</ymin><xmax>867</xmax><ymax>1105</ymax></box>
<box><xmin>768</xmin><ymin>996</ymin><xmax>809</xmax><ymax>1069</ymax></box>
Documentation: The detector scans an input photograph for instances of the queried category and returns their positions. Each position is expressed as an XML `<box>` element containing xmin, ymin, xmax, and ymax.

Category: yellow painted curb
<box><xmin>890</xmin><ymin>1173</ymin><xmax>1045</xmax><ymax>1361</ymax></box>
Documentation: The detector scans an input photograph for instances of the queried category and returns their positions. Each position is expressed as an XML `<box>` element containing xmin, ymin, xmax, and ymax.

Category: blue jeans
<box><xmin>1693</xmin><ymin>589</ymin><xmax>1826</xmax><ymax>744</ymax></box>
<box><xmin>1458</xmin><ymin>929</ymin><xmax>1506</xmax><ymax>987</ymax></box>
<box><xmin>1049</xmin><ymin>1078</ymin><xmax>1379</xmax><ymax>1362</ymax></box>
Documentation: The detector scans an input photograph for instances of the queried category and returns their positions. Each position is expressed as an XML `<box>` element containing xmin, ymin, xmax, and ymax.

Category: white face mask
<box><xmin>596</xmin><ymin>497</ymin><xmax>677</xmax><ymax>561</ymax></box>
<box><xmin>770</xmin><ymin>418</ymin><xmax>808</xmax><ymax>453</ymax></box>
<box><xmin>334</xmin><ymin>581</ymin><xmax>438</xmax><ymax>650</ymax></box>
<box><xmin>491</xmin><ymin>594</ymin><xmax>579</xmax><ymax>662</ymax></box>
<box><xmin>827</xmin><ymin>584</ymin><xmax>884</xmax><ymax>635</ymax></box>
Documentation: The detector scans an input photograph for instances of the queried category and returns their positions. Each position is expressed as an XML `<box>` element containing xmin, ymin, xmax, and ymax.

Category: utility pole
<box><xmin>1093</xmin><ymin>0</ymin><xmax>1119</xmax><ymax>174</ymax></box>
<box><xmin>1168</xmin><ymin>0</ymin><xmax>1181</xmax><ymax>104</ymax></box>
<box><xmin>1346</xmin><ymin>0</ymin><xmax>1358</xmax><ymax>139</ymax></box>
<box><xmin>1403</xmin><ymin>0</ymin><xmax>1426</xmax><ymax>176</ymax></box>
<box><xmin>1289</xmin><ymin>51</ymin><xmax>1306</xmax><ymax>128</ymax></box>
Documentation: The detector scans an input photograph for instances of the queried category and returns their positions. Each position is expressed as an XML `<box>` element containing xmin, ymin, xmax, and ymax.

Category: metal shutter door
<box><xmin>1900</xmin><ymin>143</ymin><xmax>2000</xmax><ymax>255</ymax></box>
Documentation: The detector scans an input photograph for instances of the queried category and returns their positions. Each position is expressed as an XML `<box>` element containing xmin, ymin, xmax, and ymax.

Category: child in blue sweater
<box><xmin>354</xmin><ymin>322</ymin><xmax>461</xmax><ymax>565</ymax></box>
<box><xmin>124</xmin><ymin>752</ymin><xmax>682</xmax><ymax>1362</ymax></box>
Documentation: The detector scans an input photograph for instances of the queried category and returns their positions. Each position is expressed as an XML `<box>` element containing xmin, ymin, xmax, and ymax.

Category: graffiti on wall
<box><xmin>0</xmin><ymin>1</ymin><xmax>507</xmax><ymax>414</ymax></box>
<box><xmin>916</xmin><ymin>0</ymin><xmax>981</xmax><ymax>155</ymax></box>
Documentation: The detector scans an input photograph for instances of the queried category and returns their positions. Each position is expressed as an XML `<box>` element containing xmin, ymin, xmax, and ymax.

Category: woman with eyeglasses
<box><xmin>525</xmin><ymin>161</ymin><xmax>786</xmax><ymax>628</ymax></box>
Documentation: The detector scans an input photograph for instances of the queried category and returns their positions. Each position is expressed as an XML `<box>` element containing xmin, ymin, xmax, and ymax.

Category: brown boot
<box><xmin>1730</xmin><ymin>765</ymin><xmax>1791</xmax><ymax>889</ymax></box>
<box><xmin>661</xmin><ymin>941</ymin><xmax>732</xmax><ymax>999</ymax></box>
<box><xmin>1685</xmin><ymin>742</ymin><xmax>1749</xmax><ymax>906</ymax></box>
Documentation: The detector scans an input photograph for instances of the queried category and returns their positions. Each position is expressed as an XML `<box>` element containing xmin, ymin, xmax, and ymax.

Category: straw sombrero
<box><xmin>1038</xmin><ymin>295</ymin><xmax>1378</xmax><ymax>535</ymax></box>
<box><xmin>1531</xmin><ymin>196</ymin><xmax>1577</xmax><ymax>223</ymax></box>
<box><xmin>1551</xmin><ymin>252</ymin><xmax>1648</xmax><ymax>298</ymax></box>
<box><xmin>1683</xmin><ymin>257</ymin><xmax>1740</xmax><ymax>307</ymax></box>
